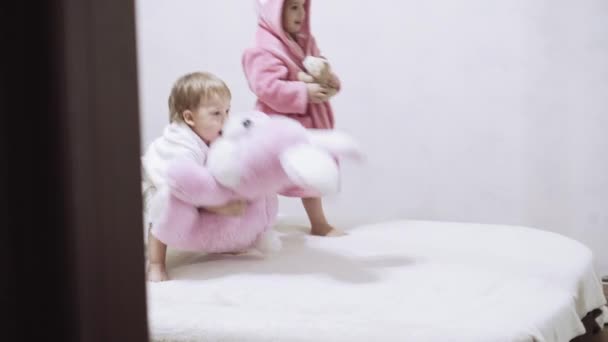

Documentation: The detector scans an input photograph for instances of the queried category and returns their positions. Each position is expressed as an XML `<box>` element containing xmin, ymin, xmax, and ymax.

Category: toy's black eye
<box><xmin>242</xmin><ymin>119</ymin><xmax>252</xmax><ymax>128</ymax></box>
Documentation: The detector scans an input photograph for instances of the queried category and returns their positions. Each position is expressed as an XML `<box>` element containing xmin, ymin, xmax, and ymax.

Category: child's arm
<box><xmin>203</xmin><ymin>200</ymin><xmax>247</xmax><ymax>216</ymax></box>
<box><xmin>166</xmin><ymin>159</ymin><xmax>234</xmax><ymax>207</ymax></box>
<box><xmin>243</xmin><ymin>49</ymin><xmax>309</xmax><ymax>114</ymax></box>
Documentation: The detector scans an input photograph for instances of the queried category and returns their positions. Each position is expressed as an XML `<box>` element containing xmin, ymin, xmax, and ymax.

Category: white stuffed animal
<box><xmin>298</xmin><ymin>56</ymin><xmax>338</xmax><ymax>98</ymax></box>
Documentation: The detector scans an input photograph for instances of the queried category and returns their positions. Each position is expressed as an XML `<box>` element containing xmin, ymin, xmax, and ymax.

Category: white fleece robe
<box><xmin>141</xmin><ymin>121</ymin><xmax>209</xmax><ymax>234</ymax></box>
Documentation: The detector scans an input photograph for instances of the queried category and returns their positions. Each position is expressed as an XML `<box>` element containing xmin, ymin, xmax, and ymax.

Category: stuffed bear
<box><xmin>297</xmin><ymin>56</ymin><xmax>338</xmax><ymax>98</ymax></box>
<box><xmin>149</xmin><ymin>111</ymin><xmax>361</xmax><ymax>254</ymax></box>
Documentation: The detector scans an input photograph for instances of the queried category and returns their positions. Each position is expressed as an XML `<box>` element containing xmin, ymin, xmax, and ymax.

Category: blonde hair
<box><xmin>168</xmin><ymin>72</ymin><xmax>231</xmax><ymax>123</ymax></box>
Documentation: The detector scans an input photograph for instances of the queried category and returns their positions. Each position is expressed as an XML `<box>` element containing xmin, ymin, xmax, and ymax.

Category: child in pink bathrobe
<box><xmin>242</xmin><ymin>0</ymin><xmax>344</xmax><ymax>236</ymax></box>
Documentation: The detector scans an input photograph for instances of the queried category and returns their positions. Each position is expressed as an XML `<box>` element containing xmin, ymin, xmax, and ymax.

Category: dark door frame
<box><xmin>2</xmin><ymin>1</ymin><xmax>149</xmax><ymax>341</ymax></box>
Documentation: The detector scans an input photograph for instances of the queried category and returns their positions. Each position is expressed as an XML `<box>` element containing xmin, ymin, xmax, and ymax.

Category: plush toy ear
<box><xmin>206</xmin><ymin>139</ymin><xmax>241</xmax><ymax>188</ymax></box>
<box><xmin>279</xmin><ymin>144</ymin><xmax>340</xmax><ymax>195</ymax></box>
<box><xmin>302</xmin><ymin>56</ymin><xmax>327</xmax><ymax>79</ymax></box>
<box><xmin>319</xmin><ymin>61</ymin><xmax>332</xmax><ymax>79</ymax></box>
<box><xmin>306</xmin><ymin>130</ymin><xmax>363</xmax><ymax>161</ymax></box>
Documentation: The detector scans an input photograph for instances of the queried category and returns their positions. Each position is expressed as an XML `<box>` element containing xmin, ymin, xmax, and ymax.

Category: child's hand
<box><xmin>307</xmin><ymin>83</ymin><xmax>329</xmax><ymax>103</ymax></box>
<box><xmin>298</xmin><ymin>71</ymin><xmax>315</xmax><ymax>83</ymax></box>
<box><xmin>202</xmin><ymin>200</ymin><xmax>248</xmax><ymax>216</ymax></box>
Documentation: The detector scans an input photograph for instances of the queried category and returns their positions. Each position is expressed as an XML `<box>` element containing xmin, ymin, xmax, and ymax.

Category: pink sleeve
<box><xmin>242</xmin><ymin>48</ymin><xmax>309</xmax><ymax>114</ymax></box>
<box><xmin>166</xmin><ymin>159</ymin><xmax>233</xmax><ymax>207</ymax></box>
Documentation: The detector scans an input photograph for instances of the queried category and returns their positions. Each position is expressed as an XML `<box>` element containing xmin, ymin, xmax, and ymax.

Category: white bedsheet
<box><xmin>147</xmin><ymin>220</ymin><xmax>607</xmax><ymax>342</ymax></box>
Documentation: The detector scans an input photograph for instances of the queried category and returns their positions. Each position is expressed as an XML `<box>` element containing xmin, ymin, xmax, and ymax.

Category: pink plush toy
<box><xmin>150</xmin><ymin>111</ymin><xmax>361</xmax><ymax>254</ymax></box>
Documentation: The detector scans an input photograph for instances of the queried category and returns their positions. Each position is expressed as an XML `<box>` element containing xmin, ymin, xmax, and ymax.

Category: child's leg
<box><xmin>147</xmin><ymin>226</ymin><xmax>169</xmax><ymax>282</ymax></box>
<box><xmin>301</xmin><ymin>197</ymin><xmax>345</xmax><ymax>236</ymax></box>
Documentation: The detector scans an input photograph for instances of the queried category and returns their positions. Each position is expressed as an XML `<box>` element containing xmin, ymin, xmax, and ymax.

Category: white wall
<box><xmin>136</xmin><ymin>0</ymin><xmax>608</xmax><ymax>275</ymax></box>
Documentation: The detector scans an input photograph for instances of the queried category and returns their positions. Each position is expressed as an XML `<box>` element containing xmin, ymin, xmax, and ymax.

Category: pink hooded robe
<box><xmin>242</xmin><ymin>0</ymin><xmax>340</xmax><ymax>129</ymax></box>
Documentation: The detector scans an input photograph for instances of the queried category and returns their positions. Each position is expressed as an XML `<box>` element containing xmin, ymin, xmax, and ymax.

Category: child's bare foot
<box><xmin>147</xmin><ymin>263</ymin><xmax>169</xmax><ymax>282</ymax></box>
<box><xmin>311</xmin><ymin>223</ymin><xmax>346</xmax><ymax>237</ymax></box>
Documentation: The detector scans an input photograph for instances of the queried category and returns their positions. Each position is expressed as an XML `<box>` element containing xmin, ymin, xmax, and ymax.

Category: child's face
<box><xmin>183</xmin><ymin>95</ymin><xmax>231</xmax><ymax>145</ymax></box>
<box><xmin>282</xmin><ymin>0</ymin><xmax>306</xmax><ymax>35</ymax></box>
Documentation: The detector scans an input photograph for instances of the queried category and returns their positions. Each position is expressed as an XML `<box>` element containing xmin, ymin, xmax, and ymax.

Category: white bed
<box><xmin>147</xmin><ymin>220</ymin><xmax>607</xmax><ymax>342</ymax></box>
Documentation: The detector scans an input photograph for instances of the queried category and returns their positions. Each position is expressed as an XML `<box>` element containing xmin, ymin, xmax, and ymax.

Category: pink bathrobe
<box><xmin>242</xmin><ymin>0</ymin><xmax>340</xmax><ymax>129</ymax></box>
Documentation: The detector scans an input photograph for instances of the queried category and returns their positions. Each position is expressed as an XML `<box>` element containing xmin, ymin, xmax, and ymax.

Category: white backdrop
<box><xmin>136</xmin><ymin>0</ymin><xmax>608</xmax><ymax>275</ymax></box>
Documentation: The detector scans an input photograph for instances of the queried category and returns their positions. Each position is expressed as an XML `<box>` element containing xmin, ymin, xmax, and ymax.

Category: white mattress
<box><xmin>147</xmin><ymin>220</ymin><xmax>607</xmax><ymax>342</ymax></box>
